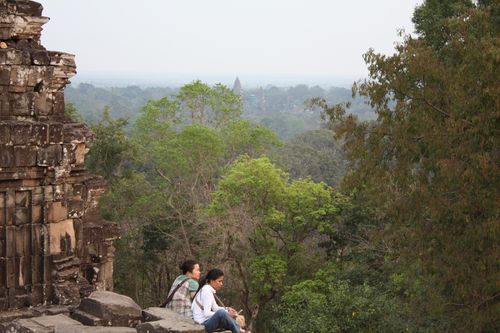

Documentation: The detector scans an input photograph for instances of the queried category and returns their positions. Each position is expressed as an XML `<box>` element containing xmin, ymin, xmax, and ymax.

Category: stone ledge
<box><xmin>3</xmin><ymin>313</ymin><xmax>137</xmax><ymax>333</ymax></box>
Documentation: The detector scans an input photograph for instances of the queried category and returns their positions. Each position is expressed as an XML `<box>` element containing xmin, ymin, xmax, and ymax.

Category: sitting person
<box><xmin>192</xmin><ymin>268</ymin><xmax>248</xmax><ymax>333</ymax></box>
<box><xmin>162</xmin><ymin>260</ymin><xmax>201</xmax><ymax>317</ymax></box>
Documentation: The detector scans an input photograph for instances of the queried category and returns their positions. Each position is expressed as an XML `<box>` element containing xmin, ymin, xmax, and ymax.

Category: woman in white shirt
<box><xmin>192</xmin><ymin>268</ymin><xmax>247</xmax><ymax>333</ymax></box>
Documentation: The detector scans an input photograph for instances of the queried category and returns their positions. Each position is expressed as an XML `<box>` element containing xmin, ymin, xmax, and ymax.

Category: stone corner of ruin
<box><xmin>0</xmin><ymin>0</ymin><xmax>120</xmax><ymax>311</ymax></box>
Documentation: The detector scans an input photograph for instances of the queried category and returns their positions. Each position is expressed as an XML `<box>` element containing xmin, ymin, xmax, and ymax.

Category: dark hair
<box><xmin>180</xmin><ymin>260</ymin><xmax>199</xmax><ymax>275</ymax></box>
<box><xmin>197</xmin><ymin>268</ymin><xmax>224</xmax><ymax>292</ymax></box>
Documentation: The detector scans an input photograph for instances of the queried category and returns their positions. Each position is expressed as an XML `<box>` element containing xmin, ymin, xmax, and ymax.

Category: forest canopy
<box><xmin>69</xmin><ymin>1</ymin><xmax>499</xmax><ymax>332</ymax></box>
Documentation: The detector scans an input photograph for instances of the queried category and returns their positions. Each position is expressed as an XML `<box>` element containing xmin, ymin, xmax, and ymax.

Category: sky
<box><xmin>39</xmin><ymin>0</ymin><xmax>422</xmax><ymax>87</ymax></box>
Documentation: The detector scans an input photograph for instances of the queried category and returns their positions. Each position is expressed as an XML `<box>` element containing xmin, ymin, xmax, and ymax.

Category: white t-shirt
<box><xmin>191</xmin><ymin>284</ymin><xmax>226</xmax><ymax>324</ymax></box>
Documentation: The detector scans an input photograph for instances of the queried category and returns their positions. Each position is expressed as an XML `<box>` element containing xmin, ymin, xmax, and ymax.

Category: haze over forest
<box><xmin>40</xmin><ymin>0</ymin><xmax>421</xmax><ymax>88</ymax></box>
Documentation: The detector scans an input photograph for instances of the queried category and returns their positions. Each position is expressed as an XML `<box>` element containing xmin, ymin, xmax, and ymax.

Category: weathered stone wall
<box><xmin>0</xmin><ymin>0</ymin><xmax>118</xmax><ymax>311</ymax></box>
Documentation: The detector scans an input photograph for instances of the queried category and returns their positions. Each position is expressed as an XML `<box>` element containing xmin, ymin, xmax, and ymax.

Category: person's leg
<box><xmin>203</xmin><ymin>309</ymin><xmax>240</xmax><ymax>333</ymax></box>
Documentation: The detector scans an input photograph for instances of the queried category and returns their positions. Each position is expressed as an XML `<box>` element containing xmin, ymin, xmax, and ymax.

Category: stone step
<box><xmin>75</xmin><ymin>291</ymin><xmax>142</xmax><ymax>327</ymax></box>
<box><xmin>71</xmin><ymin>308</ymin><xmax>105</xmax><ymax>326</ymax></box>
<box><xmin>5</xmin><ymin>314</ymin><xmax>83</xmax><ymax>333</ymax></box>
<box><xmin>137</xmin><ymin>319</ymin><xmax>205</xmax><ymax>333</ymax></box>
<box><xmin>59</xmin><ymin>326</ymin><xmax>137</xmax><ymax>333</ymax></box>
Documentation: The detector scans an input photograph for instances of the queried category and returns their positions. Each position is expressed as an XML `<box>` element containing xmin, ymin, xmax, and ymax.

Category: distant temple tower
<box><xmin>232</xmin><ymin>77</ymin><xmax>243</xmax><ymax>95</ymax></box>
<box><xmin>0</xmin><ymin>0</ymin><xmax>118</xmax><ymax>310</ymax></box>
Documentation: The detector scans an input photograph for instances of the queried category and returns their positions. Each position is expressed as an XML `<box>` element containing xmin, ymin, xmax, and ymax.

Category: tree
<box><xmin>272</xmin><ymin>269</ymin><xmax>405</xmax><ymax>333</ymax></box>
<box><xmin>177</xmin><ymin>80</ymin><xmax>242</xmax><ymax>127</ymax></box>
<box><xmin>102</xmin><ymin>81</ymin><xmax>284</xmax><ymax>309</ymax></box>
<box><xmin>207</xmin><ymin>156</ymin><xmax>336</xmax><ymax>330</ymax></box>
<box><xmin>85</xmin><ymin>106</ymin><xmax>131</xmax><ymax>179</ymax></box>
<box><xmin>221</xmin><ymin>120</ymin><xmax>282</xmax><ymax>162</ymax></box>
<box><xmin>274</xmin><ymin>129</ymin><xmax>347</xmax><ymax>187</ymax></box>
<box><xmin>412</xmin><ymin>0</ymin><xmax>474</xmax><ymax>49</ymax></box>
<box><xmin>317</xmin><ymin>2</ymin><xmax>499</xmax><ymax>331</ymax></box>
<box><xmin>64</xmin><ymin>102</ymin><xmax>84</xmax><ymax>122</ymax></box>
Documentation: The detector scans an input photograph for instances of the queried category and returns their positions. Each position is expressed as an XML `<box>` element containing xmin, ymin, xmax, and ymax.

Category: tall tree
<box><xmin>412</xmin><ymin>0</ymin><xmax>474</xmax><ymax>49</ymax></box>
<box><xmin>177</xmin><ymin>80</ymin><xmax>242</xmax><ymax>127</ymax></box>
<box><xmin>85</xmin><ymin>107</ymin><xmax>131</xmax><ymax>179</ymax></box>
<box><xmin>207</xmin><ymin>156</ymin><xmax>336</xmax><ymax>330</ymax></box>
<box><xmin>318</xmin><ymin>2</ymin><xmax>499</xmax><ymax>330</ymax></box>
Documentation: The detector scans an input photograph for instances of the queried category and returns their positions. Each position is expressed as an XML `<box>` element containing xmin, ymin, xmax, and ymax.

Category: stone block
<box><xmin>32</xmin><ymin>305</ymin><xmax>71</xmax><ymax>317</ymax></box>
<box><xmin>28</xmin><ymin>66</ymin><xmax>45</xmax><ymax>88</ymax></box>
<box><xmin>32</xmin><ymin>187</ymin><xmax>43</xmax><ymax>205</ymax></box>
<box><xmin>0</xmin><ymin>145</ymin><xmax>14</xmax><ymax>167</ymax></box>
<box><xmin>70</xmin><ymin>308</ymin><xmax>103</xmax><ymax>326</ymax></box>
<box><xmin>0</xmin><ymin>67</ymin><xmax>10</xmax><ymax>86</ymax></box>
<box><xmin>0</xmin><ymin>308</ymin><xmax>39</xmax><ymax>326</ymax></box>
<box><xmin>61</xmin><ymin>326</ymin><xmax>137</xmax><ymax>333</ymax></box>
<box><xmin>11</xmin><ymin>92</ymin><xmax>31</xmax><ymax>116</ymax></box>
<box><xmin>136</xmin><ymin>319</ymin><xmax>206</xmax><ymax>333</ymax></box>
<box><xmin>14</xmin><ymin>146</ymin><xmax>38</xmax><ymax>167</ymax></box>
<box><xmin>31</xmin><ymin>123</ymin><xmax>48</xmax><ymax>145</ymax></box>
<box><xmin>15</xmin><ymin>189</ymin><xmax>30</xmax><ymax>207</ymax></box>
<box><xmin>6</xmin><ymin>192</ymin><xmax>15</xmax><ymax>208</ymax></box>
<box><xmin>53</xmin><ymin>185</ymin><xmax>64</xmax><ymax>201</ymax></box>
<box><xmin>34</xmin><ymin>92</ymin><xmax>52</xmax><ymax>116</ymax></box>
<box><xmin>9</xmin><ymin>66</ymin><xmax>30</xmax><ymax>91</ymax></box>
<box><xmin>32</xmin><ymin>205</ymin><xmax>42</xmax><ymax>223</ymax></box>
<box><xmin>74</xmin><ymin>143</ymin><xmax>87</xmax><ymax>166</ymax></box>
<box><xmin>31</xmin><ymin>257</ymin><xmax>43</xmax><ymax>285</ymax></box>
<box><xmin>49</xmin><ymin>52</ymin><xmax>76</xmax><ymax>69</ymax></box>
<box><xmin>0</xmin><ymin>229</ymin><xmax>4</xmax><ymax>258</ymax></box>
<box><xmin>63</xmin><ymin>124</ymin><xmax>93</xmax><ymax>144</ymax></box>
<box><xmin>14</xmin><ymin>225</ymin><xmax>30</xmax><ymax>256</ymax></box>
<box><xmin>47</xmin><ymin>201</ymin><xmax>68</xmax><ymax>223</ymax></box>
<box><xmin>31</xmin><ymin>50</ymin><xmax>50</xmax><ymax>66</ymax></box>
<box><xmin>0</xmin><ymin>49</ymin><xmax>23</xmax><ymax>65</ymax></box>
<box><xmin>16</xmin><ymin>39</ymin><xmax>32</xmax><ymax>51</ymax></box>
<box><xmin>52</xmin><ymin>91</ymin><xmax>64</xmax><ymax>116</ymax></box>
<box><xmin>30</xmin><ymin>224</ymin><xmax>44</xmax><ymax>257</ymax></box>
<box><xmin>9</xmin><ymin>49</ymin><xmax>25</xmax><ymax>65</ymax></box>
<box><xmin>37</xmin><ymin>144</ymin><xmax>62</xmax><ymax>166</ymax></box>
<box><xmin>6</xmin><ymin>314</ymin><xmax>83</xmax><ymax>333</ymax></box>
<box><xmin>44</xmin><ymin>185</ymin><xmax>54</xmax><ymax>202</ymax></box>
<box><xmin>142</xmin><ymin>307</ymin><xmax>199</xmax><ymax>324</ymax></box>
<box><xmin>5</xmin><ymin>257</ymin><xmax>15</xmax><ymax>287</ymax></box>
<box><xmin>4</xmin><ymin>206</ymin><xmax>14</xmax><ymax>226</ymax></box>
<box><xmin>48</xmin><ymin>219</ymin><xmax>75</xmax><ymax>254</ymax></box>
<box><xmin>15</xmin><ymin>1</ymin><xmax>44</xmax><ymax>17</ymax></box>
<box><xmin>53</xmin><ymin>280</ymin><xmax>80</xmax><ymax>306</ymax></box>
<box><xmin>71</xmin><ymin>327</ymin><xmax>137</xmax><ymax>333</ymax></box>
<box><xmin>15</xmin><ymin>206</ymin><xmax>30</xmax><ymax>225</ymax></box>
<box><xmin>76</xmin><ymin>291</ymin><xmax>142</xmax><ymax>327</ymax></box>
<box><xmin>0</xmin><ymin>124</ymin><xmax>10</xmax><ymax>144</ymax></box>
<box><xmin>67</xmin><ymin>200</ymin><xmax>84</xmax><ymax>218</ymax></box>
<box><xmin>0</xmin><ymin>93</ymin><xmax>10</xmax><ymax>116</ymax></box>
<box><xmin>12</xmin><ymin>123</ymin><xmax>31</xmax><ymax>145</ymax></box>
<box><xmin>29</xmin><ymin>284</ymin><xmax>44</xmax><ymax>306</ymax></box>
<box><xmin>49</xmin><ymin>124</ymin><xmax>63</xmax><ymax>144</ymax></box>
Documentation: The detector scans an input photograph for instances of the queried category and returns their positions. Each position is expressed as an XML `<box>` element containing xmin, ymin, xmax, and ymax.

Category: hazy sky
<box><xmin>39</xmin><ymin>0</ymin><xmax>422</xmax><ymax>86</ymax></box>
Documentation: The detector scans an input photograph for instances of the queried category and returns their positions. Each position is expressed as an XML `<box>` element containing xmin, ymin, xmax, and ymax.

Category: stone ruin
<box><xmin>0</xmin><ymin>0</ymin><xmax>118</xmax><ymax>312</ymax></box>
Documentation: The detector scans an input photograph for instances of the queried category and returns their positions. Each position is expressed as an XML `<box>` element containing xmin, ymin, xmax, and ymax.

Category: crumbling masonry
<box><xmin>0</xmin><ymin>0</ymin><xmax>118</xmax><ymax>310</ymax></box>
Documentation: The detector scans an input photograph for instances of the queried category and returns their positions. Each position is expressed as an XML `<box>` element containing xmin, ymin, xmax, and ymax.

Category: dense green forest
<box><xmin>70</xmin><ymin>1</ymin><xmax>498</xmax><ymax>332</ymax></box>
<box><xmin>65</xmin><ymin>82</ymin><xmax>373</xmax><ymax>139</ymax></box>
